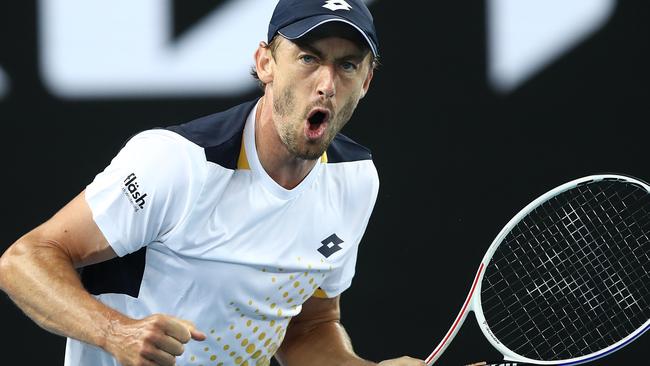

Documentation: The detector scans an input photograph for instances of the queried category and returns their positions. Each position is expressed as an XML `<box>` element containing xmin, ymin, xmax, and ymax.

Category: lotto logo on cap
<box><xmin>268</xmin><ymin>0</ymin><xmax>380</xmax><ymax>57</ymax></box>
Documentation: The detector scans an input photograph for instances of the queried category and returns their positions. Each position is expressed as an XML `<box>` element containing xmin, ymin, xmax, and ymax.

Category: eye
<box><xmin>340</xmin><ymin>61</ymin><xmax>358</xmax><ymax>72</ymax></box>
<box><xmin>300</xmin><ymin>54</ymin><xmax>317</xmax><ymax>64</ymax></box>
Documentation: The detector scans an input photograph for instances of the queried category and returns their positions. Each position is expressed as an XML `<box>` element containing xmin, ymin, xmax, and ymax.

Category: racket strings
<box><xmin>490</xmin><ymin>225</ymin><xmax>645</xmax><ymax>356</ymax></box>
<box><xmin>480</xmin><ymin>180</ymin><xmax>650</xmax><ymax>361</ymax></box>
<box><xmin>483</xmin><ymin>181</ymin><xmax>648</xmax><ymax>299</ymax></box>
<box><xmin>486</xmin><ymin>230</ymin><xmax>649</xmax><ymax>359</ymax></box>
<box><xmin>483</xmin><ymin>197</ymin><xmax>650</xmax><ymax>315</ymax></box>
<box><xmin>483</xmin><ymin>182</ymin><xmax>649</xmax><ymax>310</ymax></box>
<box><xmin>516</xmin><ymin>182</ymin><xmax>650</xmax><ymax>353</ymax></box>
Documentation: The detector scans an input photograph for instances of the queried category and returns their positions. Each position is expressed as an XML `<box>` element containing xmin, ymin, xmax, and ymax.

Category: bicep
<box><xmin>281</xmin><ymin>295</ymin><xmax>341</xmax><ymax>345</ymax></box>
<box><xmin>277</xmin><ymin>296</ymin><xmax>359</xmax><ymax>366</ymax></box>
<box><xmin>22</xmin><ymin>189</ymin><xmax>116</xmax><ymax>267</ymax></box>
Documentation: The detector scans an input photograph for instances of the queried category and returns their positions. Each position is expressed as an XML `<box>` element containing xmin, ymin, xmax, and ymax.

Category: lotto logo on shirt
<box><xmin>122</xmin><ymin>173</ymin><xmax>148</xmax><ymax>211</ymax></box>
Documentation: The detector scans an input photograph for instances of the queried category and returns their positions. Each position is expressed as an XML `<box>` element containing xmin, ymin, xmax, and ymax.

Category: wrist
<box><xmin>99</xmin><ymin>310</ymin><xmax>132</xmax><ymax>354</ymax></box>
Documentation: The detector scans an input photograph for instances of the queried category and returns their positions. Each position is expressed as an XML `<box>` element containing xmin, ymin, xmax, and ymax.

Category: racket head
<box><xmin>472</xmin><ymin>174</ymin><xmax>650</xmax><ymax>365</ymax></box>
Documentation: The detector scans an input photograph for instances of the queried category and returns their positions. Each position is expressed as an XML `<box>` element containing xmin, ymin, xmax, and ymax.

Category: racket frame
<box><xmin>425</xmin><ymin>174</ymin><xmax>650</xmax><ymax>365</ymax></box>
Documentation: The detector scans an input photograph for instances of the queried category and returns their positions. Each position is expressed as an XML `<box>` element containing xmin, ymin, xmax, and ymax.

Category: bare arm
<box><xmin>275</xmin><ymin>295</ymin><xmax>425</xmax><ymax>366</ymax></box>
<box><xmin>0</xmin><ymin>190</ymin><xmax>205</xmax><ymax>366</ymax></box>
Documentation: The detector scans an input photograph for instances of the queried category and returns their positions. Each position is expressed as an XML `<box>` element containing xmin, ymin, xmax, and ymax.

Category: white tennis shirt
<box><xmin>66</xmin><ymin>99</ymin><xmax>379</xmax><ymax>366</ymax></box>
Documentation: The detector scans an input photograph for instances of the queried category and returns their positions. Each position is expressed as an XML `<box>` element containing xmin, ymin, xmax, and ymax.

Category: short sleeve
<box><xmin>85</xmin><ymin>129</ymin><xmax>206</xmax><ymax>257</ymax></box>
<box><xmin>317</xmin><ymin>245</ymin><xmax>360</xmax><ymax>298</ymax></box>
<box><xmin>317</xmin><ymin>161</ymin><xmax>380</xmax><ymax>298</ymax></box>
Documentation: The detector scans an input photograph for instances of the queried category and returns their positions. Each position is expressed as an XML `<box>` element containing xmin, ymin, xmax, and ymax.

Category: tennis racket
<box><xmin>425</xmin><ymin>174</ymin><xmax>650</xmax><ymax>366</ymax></box>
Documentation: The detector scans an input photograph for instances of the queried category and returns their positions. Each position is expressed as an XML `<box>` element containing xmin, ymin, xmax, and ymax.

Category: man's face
<box><xmin>268</xmin><ymin>34</ymin><xmax>374</xmax><ymax>160</ymax></box>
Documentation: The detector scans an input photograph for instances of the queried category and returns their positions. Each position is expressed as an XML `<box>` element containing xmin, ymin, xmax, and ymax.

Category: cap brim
<box><xmin>277</xmin><ymin>15</ymin><xmax>378</xmax><ymax>57</ymax></box>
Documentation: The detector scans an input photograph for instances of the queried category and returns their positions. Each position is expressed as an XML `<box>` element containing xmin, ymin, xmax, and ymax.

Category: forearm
<box><xmin>276</xmin><ymin>319</ymin><xmax>375</xmax><ymax>366</ymax></box>
<box><xmin>0</xmin><ymin>236</ymin><xmax>127</xmax><ymax>352</ymax></box>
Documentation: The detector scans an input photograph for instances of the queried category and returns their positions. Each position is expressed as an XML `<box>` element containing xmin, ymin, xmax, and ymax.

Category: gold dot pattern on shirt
<box><xmin>188</xmin><ymin>258</ymin><xmax>333</xmax><ymax>366</ymax></box>
<box><xmin>215</xmin><ymin>303</ymin><xmax>291</xmax><ymax>366</ymax></box>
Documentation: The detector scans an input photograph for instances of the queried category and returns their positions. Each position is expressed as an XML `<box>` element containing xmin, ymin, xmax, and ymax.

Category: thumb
<box><xmin>190</xmin><ymin>327</ymin><xmax>207</xmax><ymax>341</ymax></box>
<box><xmin>178</xmin><ymin>319</ymin><xmax>207</xmax><ymax>341</ymax></box>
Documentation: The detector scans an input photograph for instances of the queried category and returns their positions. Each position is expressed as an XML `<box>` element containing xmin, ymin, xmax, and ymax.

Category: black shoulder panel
<box><xmin>166</xmin><ymin>99</ymin><xmax>258</xmax><ymax>169</ymax></box>
<box><xmin>326</xmin><ymin>133</ymin><xmax>373</xmax><ymax>163</ymax></box>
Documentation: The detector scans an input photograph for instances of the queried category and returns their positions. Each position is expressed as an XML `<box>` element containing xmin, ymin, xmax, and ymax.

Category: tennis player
<box><xmin>0</xmin><ymin>0</ymin><xmax>425</xmax><ymax>365</ymax></box>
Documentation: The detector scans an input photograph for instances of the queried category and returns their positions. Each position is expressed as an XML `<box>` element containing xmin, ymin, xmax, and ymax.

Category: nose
<box><xmin>316</xmin><ymin>65</ymin><xmax>336</xmax><ymax>99</ymax></box>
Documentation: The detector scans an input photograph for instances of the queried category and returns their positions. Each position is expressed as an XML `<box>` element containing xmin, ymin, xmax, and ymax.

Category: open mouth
<box><xmin>304</xmin><ymin>108</ymin><xmax>331</xmax><ymax>140</ymax></box>
<box><xmin>307</xmin><ymin>109</ymin><xmax>330</xmax><ymax>127</ymax></box>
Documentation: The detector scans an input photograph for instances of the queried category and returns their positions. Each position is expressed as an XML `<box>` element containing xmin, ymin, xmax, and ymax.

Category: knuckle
<box><xmin>142</xmin><ymin>329</ymin><xmax>158</xmax><ymax>344</ymax></box>
<box><xmin>150</xmin><ymin>313</ymin><xmax>167</xmax><ymax>326</ymax></box>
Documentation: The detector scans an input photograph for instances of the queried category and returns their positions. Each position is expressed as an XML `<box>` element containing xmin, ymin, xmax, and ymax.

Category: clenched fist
<box><xmin>105</xmin><ymin>313</ymin><xmax>206</xmax><ymax>366</ymax></box>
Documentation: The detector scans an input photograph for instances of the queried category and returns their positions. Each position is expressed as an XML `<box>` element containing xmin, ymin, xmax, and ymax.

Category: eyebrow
<box><xmin>299</xmin><ymin>43</ymin><xmax>367</xmax><ymax>64</ymax></box>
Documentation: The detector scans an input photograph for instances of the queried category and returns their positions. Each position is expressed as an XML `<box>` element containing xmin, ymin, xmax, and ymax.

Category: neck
<box><xmin>254</xmin><ymin>94</ymin><xmax>318</xmax><ymax>190</ymax></box>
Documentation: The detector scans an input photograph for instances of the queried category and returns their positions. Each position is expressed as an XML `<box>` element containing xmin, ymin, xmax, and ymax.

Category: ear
<box><xmin>359</xmin><ymin>66</ymin><xmax>374</xmax><ymax>99</ymax></box>
<box><xmin>254</xmin><ymin>41</ymin><xmax>275</xmax><ymax>85</ymax></box>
